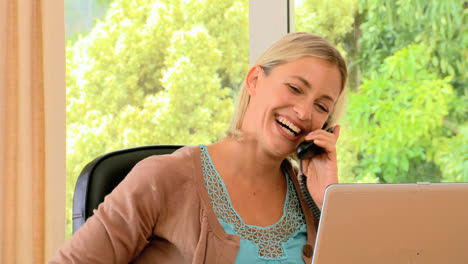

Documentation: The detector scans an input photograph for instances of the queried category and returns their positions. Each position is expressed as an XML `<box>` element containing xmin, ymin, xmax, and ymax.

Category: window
<box><xmin>295</xmin><ymin>0</ymin><xmax>467</xmax><ymax>184</ymax></box>
<box><xmin>65</xmin><ymin>0</ymin><xmax>467</xmax><ymax>239</ymax></box>
<box><xmin>65</xmin><ymin>0</ymin><xmax>249</xmax><ymax>238</ymax></box>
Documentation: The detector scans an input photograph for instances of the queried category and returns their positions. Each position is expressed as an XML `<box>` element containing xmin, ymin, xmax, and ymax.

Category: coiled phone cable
<box><xmin>299</xmin><ymin>158</ymin><xmax>321</xmax><ymax>220</ymax></box>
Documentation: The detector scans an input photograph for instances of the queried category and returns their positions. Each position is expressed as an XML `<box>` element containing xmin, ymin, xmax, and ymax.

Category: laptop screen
<box><xmin>312</xmin><ymin>183</ymin><xmax>468</xmax><ymax>264</ymax></box>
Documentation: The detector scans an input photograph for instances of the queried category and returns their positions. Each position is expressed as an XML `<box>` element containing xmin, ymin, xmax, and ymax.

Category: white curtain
<box><xmin>0</xmin><ymin>0</ymin><xmax>65</xmax><ymax>263</ymax></box>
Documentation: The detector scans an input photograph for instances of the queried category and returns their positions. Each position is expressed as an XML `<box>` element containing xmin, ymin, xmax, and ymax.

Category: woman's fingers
<box><xmin>333</xmin><ymin>124</ymin><xmax>341</xmax><ymax>140</ymax></box>
<box><xmin>304</xmin><ymin>125</ymin><xmax>340</xmax><ymax>141</ymax></box>
<box><xmin>302</xmin><ymin>125</ymin><xmax>339</xmax><ymax>156</ymax></box>
<box><xmin>298</xmin><ymin>125</ymin><xmax>341</xmax><ymax>209</ymax></box>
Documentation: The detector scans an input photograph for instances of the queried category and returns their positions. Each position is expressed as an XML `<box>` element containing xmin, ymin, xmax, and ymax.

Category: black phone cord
<box><xmin>299</xmin><ymin>158</ymin><xmax>321</xmax><ymax>220</ymax></box>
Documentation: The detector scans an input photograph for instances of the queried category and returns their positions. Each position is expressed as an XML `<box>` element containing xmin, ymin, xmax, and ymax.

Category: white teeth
<box><xmin>280</xmin><ymin>125</ymin><xmax>296</xmax><ymax>136</ymax></box>
<box><xmin>276</xmin><ymin>116</ymin><xmax>301</xmax><ymax>134</ymax></box>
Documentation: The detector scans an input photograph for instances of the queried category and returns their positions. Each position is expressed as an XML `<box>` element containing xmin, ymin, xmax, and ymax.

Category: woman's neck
<box><xmin>207</xmin><ymin>137</ymin><xmax>287</xmax><ymax>187</ymax></box>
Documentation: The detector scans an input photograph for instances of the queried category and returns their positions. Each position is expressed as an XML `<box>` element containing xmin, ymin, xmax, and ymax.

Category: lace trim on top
<box><xmin>200</xmin><ymin>144</ymin><xmax>306</xmax><ymax>259</ymax></box>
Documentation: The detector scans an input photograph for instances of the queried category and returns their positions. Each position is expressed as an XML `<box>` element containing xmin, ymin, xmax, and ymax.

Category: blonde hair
<box><xmin>226</xmin><ymin>32</ymin><xmax>348</xmax><ymax>140</ymax></box>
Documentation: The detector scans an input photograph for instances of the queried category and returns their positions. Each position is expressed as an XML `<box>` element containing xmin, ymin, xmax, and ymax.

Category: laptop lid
<box><xmin>312</xmin><ymin>183</ymin><xmax>468</xmax><ymax>264</ymax></box>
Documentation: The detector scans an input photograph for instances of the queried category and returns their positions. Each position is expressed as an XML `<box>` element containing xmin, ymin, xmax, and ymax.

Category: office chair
<box><xmin>72</xmin><ymin>145</ymin><xmax>184</xmax><ymax>234</ymax></box>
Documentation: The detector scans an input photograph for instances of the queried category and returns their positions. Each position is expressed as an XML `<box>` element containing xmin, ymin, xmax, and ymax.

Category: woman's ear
<box><xmin>245</xmin><ymin>65</ymin><xmax>262</xmax><ymax>96</ymax></box>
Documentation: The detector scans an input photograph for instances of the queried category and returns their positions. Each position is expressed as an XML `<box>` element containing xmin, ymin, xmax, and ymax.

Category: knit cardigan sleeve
<box><xmin>49</xmin><ymin>156</ymin><xmax>170</xmax><ymax>263</ymax></box>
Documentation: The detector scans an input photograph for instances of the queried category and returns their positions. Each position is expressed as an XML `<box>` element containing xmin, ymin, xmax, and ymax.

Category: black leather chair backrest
<box><xmin>72</xmin><ymin>145</ymin><xmax>183</xmax><ymax>233</ymax></box>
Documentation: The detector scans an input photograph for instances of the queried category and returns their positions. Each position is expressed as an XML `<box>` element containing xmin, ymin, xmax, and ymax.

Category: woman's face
<box><xmin>243</xmin><ymin>56</ymin><xmax>342</xmax><ymax>157</ymax></box>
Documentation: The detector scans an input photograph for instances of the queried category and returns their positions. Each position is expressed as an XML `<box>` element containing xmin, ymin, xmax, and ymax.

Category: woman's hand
<box><xmin>298</xmin><ymin>125</ymin><xmax>340</xmax><ymax>210</ymax></box>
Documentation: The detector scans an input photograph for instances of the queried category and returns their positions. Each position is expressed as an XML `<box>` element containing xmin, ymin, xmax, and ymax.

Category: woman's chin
<box><xmin>265</xmin><ymin>139</ymin><xmax>296</xmax><ymax>159</ymax></box>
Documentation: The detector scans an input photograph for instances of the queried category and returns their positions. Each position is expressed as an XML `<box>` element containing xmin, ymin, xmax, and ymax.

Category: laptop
<box><xmin>312</xmin><ymin>183</ymin><xmax>468</xmax><ymax>264</ymax></box>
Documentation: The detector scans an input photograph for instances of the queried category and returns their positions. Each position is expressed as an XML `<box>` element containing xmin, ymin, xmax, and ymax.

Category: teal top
<box><xmin>200</xmin><ymin>145</ymin><xmax>307</xmax><ymax>263</ymax></box>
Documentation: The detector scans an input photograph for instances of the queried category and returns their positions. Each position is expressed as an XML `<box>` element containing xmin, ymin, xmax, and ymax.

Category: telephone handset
<box><xmin>296</xmin><ymin>123</ymin><xmax>335</xmax><ymax>220</ymax></box>
<box><xmin>297</xmin><ymin>123</ymin><xmax>335</xmax><ymax>160</ymax></box>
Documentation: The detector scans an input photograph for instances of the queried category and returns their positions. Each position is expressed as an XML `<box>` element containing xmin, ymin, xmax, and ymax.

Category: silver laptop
<box><xmin>312</xmin><ymin>183</ymin><xmax>468</xmax><ymax>264</ymax></box>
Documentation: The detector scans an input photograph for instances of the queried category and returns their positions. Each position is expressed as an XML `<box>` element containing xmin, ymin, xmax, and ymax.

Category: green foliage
<box><xmin>295</xmin><ymin>0</ymin><xmax>365</xmax><ymax>91</ymax></box>
<box><xmin>337</xmin><ymin>125</ymin><xmax>380</xmax><ymax>183</ymax></box>
<box><xmin>66</xmin><ymin>0</ymin><xmax>247</xmax><ymax>238</ymax></box>
<box><xmin>432</xmin><ymin>123</ymin><xmax>468</xmax><ymax>182</ymax></box>
<box><xmin>343</xmin><ymin>44</ymin><xmax>455</xmax><ymax>183</ymax></box>
<box><xmin>117</xmin><ymin>28</ymin><xmax>234</xmax><ymax>145</ymax></box>
<box><xmin>184</xmin><ymin>0</ymin><xmax>249</xmax><ymax>88</ymax></box>
<box><xmin>295</xmin><ymin>0</ymin><xmax>358</xmax><ymax>57</ymax></box>
<box><xmin>358</xmin><ymin>0</ymin><xmax>467</xmax><ymax>95</ymax></box>
<box><xmin>65</xmin><ymin>0</ymin><xmax>111</xmax><ymax>43</ymax></box>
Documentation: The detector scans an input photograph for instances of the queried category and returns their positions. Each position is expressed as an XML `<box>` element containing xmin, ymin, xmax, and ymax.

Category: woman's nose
<box><xmin>293</xmin><ymin>102</ymin><xmax>312</xmax><ymax>121</ymax></box>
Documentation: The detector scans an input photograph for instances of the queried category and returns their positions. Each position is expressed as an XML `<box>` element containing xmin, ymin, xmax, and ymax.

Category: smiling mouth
<box><xmin>275</xmin><ymin>116</ymin><xmax>302</xmax><ymax>137</ymax></box>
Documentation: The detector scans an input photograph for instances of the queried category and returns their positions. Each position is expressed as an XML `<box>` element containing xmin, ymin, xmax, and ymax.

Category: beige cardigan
<box><xmin>49</xmin><ymin>145</ymin><xmax>318</xmax><ymax>263</ymax></box>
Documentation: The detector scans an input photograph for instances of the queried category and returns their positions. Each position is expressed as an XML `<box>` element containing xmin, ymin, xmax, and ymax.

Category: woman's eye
<box><xmin>316</xmin><ymin>104</ymin><xmax>329</xmax><ymax>113</ymax></box>
<box><xmin>287</xmin><ymin>84</ymin><xmax>301</xmax><ymax>94</ymax></box>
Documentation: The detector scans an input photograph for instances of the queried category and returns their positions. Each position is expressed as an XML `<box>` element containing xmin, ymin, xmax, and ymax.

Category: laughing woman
<box><xmin>50</xmin><ymin>32</ymin><xmax>347</xmax><ymax>264</ymax></box>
